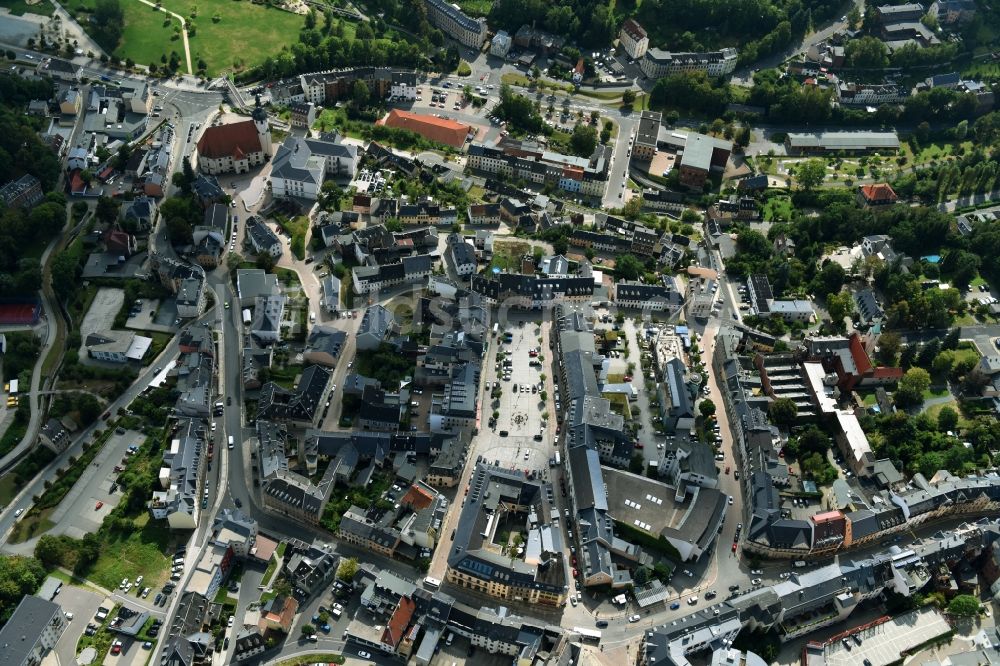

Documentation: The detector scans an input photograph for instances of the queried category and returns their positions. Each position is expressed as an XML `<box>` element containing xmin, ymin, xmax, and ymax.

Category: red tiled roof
<box><xmin>859</xmin><ymin>183</ymin><xmax>897</xmax><ymax>203</ymax></box>
<box><xmin>381</xmin><ymin>597</ymin><xmax>415</xmax><ymax>648</ymax></box>
<box><xmin>401</xmin><ymin>483</ymin><xmax>434</xmax><ymax>511</ymax></box>
<box><xmin>848</xmin><ymin>333</ymin><xmax>873</xmax><ymax>377</ymax></box>
<box><xmin>378</xmin><ymin>110</ymin><xmax>470</xmax><ymax>148</ymax></box>
<box><xmin>621</xmin><ymin>18</ymin><xmax>647</xmax><ymax>40</ymax></box>
<box><xmin>196</xmin><ymin>120</ymin><xmax>262</xmax><ymax>160</ymax></box>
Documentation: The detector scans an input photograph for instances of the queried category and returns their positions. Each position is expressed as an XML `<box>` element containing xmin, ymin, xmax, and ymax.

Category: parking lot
<box><xmin>51</xmin><ymin>581</ymin><xmax>106</xmax><ymax>666</ymax></box>
<box><xmin>48</xmin><ymin>428</ymin><xmax>145</xmax><ymax>539</ymax></box>
<box><xmin>482</xmin><ymin>323</ymin><xmax>551</xmax><ymax>474</ymax></box>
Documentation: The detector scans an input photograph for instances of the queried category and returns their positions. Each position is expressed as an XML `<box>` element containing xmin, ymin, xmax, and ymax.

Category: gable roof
<box><xmin>859</xmin><ymin>183</ymin><xmax>898</xmax><ymax>203</ymax></box>
<box><xmin>379</xmin><ymin>110</ymin><xmax>470</xmax><ymax>148</ymax></box>
<box><xmin>197</xmin><ymin>120</ymin><xmax>262</xmax><ymax>160</ymax></box>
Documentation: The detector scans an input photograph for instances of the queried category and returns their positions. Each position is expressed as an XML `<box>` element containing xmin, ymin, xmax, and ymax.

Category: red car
<box><xmin>624</xmin><ymin>375</ymin><xmax>633</xmax><ymax>382</ymax></box>
<box><xmin>110</xmin><ymin>640</ymin><xmax>122</xmax><ymax>655</ymax></box>
<box><xmin>731</xmin><ymin>542</ymin><xmax>738</xmax><ymax>553</ymax></box>
<box><xmin>571</xmin><ymin>557</ymin><xmax>577</xmax><ymax>566</ymax></box>
<box><xmin>635</xmin><ymin>443</ymin><xmax>644</xmax><ymax>449</ymax></box>
<box><xmin>95</xmin><ymin>501</ymin><xmax>104</xmax><ymax>510</ymax></box>
<box><xmin>572</xmin><ymin>568</ymin><xmax>578</xmax><ymax>577</ymax></box>
<box><xmin>725</xmin><ymin>466</ymin><xmax>730</xmax><ymax>474</ymax></box>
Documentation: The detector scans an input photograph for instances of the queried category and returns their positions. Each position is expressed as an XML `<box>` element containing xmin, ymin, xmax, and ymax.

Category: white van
<box><xmin>423</xmin><ymin>576</ymin><xmax>441</xmax><ymax>589</ymax></box>
<box><xmin>228</xmin><ymin>435</ymin><xmax>234</xmax><ymax>450</ymax></box>
<box><xmin>309</xmin><ymin>311</ymin><xmax>316</xmax><ymax>323</ymax></box>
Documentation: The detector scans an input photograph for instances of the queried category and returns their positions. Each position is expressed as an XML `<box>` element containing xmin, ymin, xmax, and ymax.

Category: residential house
<box><xmin>257</xmin><ymin>365</ymin><xmax>331</xmax><ymax>427</ymax></box>
<box><xmin>250</xmin><ymin>294</ymin><xmax>286</xmax><ymax>343</ymax></box>
<box><xmin>639</xmin><ymin>48</ymin><xmax>738</xmax><ymax>79</ymax></box>
<box><xmin>351</xmin><ymin>254</ymin><xmax>433</xmax><ymax>295</ymax></box>
<box><xmin>491</xmin><ymin>30</ymin><xmax>512</xmax><ymax>58</ymax></box>
<box><xmin>36</xmin><ymin>57</ymin><xmax>81</xmax><ymax>82</ymax></box>
<box><xmin>466</xmin><ymin>202</ymin><xmax>501</xmax><ymax>226</ymax></box>
<box><xmin>288</xmin><ymin>101</ymin><xmax>317</xmax><ymax>129</ymax></box>
<box><xmin>258</xmin><ymin>595</ymin><xmax>298</xmax><ymax>634</ymax></box>
<box><xmin>619</xmin><ymin>18</ymin><xmax>649</xmax><ymax>60</ymax></box>
<box><xmin>176</xmin><ymin>277</ymin><xmax>206</xmax><ymax>318</ymax></box>
<box><xmin>120</xmin><ymin>196</ymin><xmax>156</xmax><ymax>231</ymax></box>
<box><xmin>445</xmin><ymin>233</ymin><xmax>477</xmax><ymax>277</ymax></box>
<box><xmin>423</xmin><ymin>0</ymin><xmax>487</xmax><ymax>49</ymax></box>
<box><xmin>0</xmin><ymin>175</ymin><xmax>45</xmax><ymax>210</ymax></box>
<box><xmin>0</xmin><ymin>595</ymin><xmax>68</xmax><ymax>666</ymax></box>
<box><xmin>59</xmin><ymin>88</ymin><xmax>81</xmax><ymax>115</ymax></box>
<box><xmin>303</xmin><ymin>326</ymin><xmax>347</xmax><ymax>367</ymax></box>
<box><xmin>356</xmin><ymin>305</ymin><xmax>397</xmax><ymax>351</ymax></box>
<box><xmin>857</xmin><ymin>183</ymin><xmax>899</xmax><ymax>208</ymax></box>
<box><xmin>245</xmin><ymin>216</ymin><xmax>283</xmax><ymax>258</ymax></box>
<box><xmin>613</xmin><ymin>281</ymin><xmax>683</xmax><ymax>312</ymax></box>
<box><xmin>236</xmin><ymin>268</ymin><xmax>278</xmax><ymax>307</ymax></box>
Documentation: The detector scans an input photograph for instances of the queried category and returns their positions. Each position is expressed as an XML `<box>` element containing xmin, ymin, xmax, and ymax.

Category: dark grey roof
<box><xmin>0</xmin><ymin>595</ymin><xmax>62</xmax><ymax>665</ymax></box>
<box><xmin>258</xmin><ymin>365</ymin><xmax>330</xmax><ymax>423</ymax></box>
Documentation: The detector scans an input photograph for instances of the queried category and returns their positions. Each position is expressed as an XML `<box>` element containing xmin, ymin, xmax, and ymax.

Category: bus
<box><xmin>572</xmin><ymin>627</ymin><xmax>601</xmax><ymax>643</ymax></box>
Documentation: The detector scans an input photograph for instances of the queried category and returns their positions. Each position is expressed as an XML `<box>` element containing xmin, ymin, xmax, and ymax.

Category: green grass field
<box><xmin>72</xmin><ymin>0</ymin><xmax>304</xmax><ymax>75</ymax></box>
<box><xmin>456</xmin><ymin>0</ymin><xmax>490</xmax><ymax>16</ymax></box>
<box><xmin>72</xmin><ymin>0</ymin><xmax>178</xmax><ymax>67</ymax></box>
<box><xmin>88</xmin><ymin>514</ymin><xmax>172</xmax><ymax>590</ymax></box>
<box><xmin>172</xmin><ymin>0</ymin><xmax>305</xmax><ymax>75</ymax></box>
<box><xmin>0</xmin><ymin>0</ymin><xmax>54</xmax><ymax>16</ymax></box>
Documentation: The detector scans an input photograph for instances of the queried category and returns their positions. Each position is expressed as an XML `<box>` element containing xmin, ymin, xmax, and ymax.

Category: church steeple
<box><xmin>252</xmin><ymin>94</ymin><xmax>272</xmax><ymax>157</ymax></box>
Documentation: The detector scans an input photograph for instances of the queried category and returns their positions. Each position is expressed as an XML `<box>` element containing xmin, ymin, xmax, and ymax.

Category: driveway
<box><xmin>51</xmin><ymin>580</ymin><xmax>105</xmax><ymax>666</ymax></box>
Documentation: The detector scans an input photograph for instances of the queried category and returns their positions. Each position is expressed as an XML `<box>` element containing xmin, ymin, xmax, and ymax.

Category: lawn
<box><xmin>88</xmin><ymin>514</ymin><xmax>173</xmax><ymax>590</ymax></box>
<box><xmin>763</xmin><ymin>196</ymin><xmax>794</xmax><ymax>223</ymax></box>
<box><xmin>276</xmin><ymin>214</ymin><xmax>309</xmax><ymax>260</ymax></box>
<box><xmin>455</xmin><ymin>0</ymin><xmax>490</xmax><ymax>15</ymax></box>
<box><xmin>73</xmin><ymin>0</ymin><xmax>178</xmax><ymax>68</ymax></box>
<box><xmin>0</xmin><ymin>0</ymin><xmax>53</xmax><ymax>15</ymax></box>
<box><xmin>277</xmin><ymin>655</ymin><xmax>345</xmax><ymax>666</ymax></box>
<box><xmin>73</xmin><ymin>0</ymin><xmax>305</xmax><ymax>75</ymax></box>
<box><xmin>489</xmin><ymin>240</ymin><xmax>531</xmax><ymax>272</ymax></box>
<box><xmin>173</xmin><ymin>0</ymin><xmax>305</xmax><ymax>75</ymax></box>
<box><xmin>923</xmin><ymin>398</ymin><xmax>971</xmax><ymax>429</ymax></box>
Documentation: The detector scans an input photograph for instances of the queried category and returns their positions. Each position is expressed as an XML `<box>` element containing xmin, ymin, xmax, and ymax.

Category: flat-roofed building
<box><xmin>785</xmin><ymin>131</ymin><xmax>900</xmax><ymax>155</ymax></box>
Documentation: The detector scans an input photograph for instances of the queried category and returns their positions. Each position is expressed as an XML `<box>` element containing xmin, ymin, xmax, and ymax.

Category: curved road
<box><xmin>0</xmin><ymin>204</ymin><xmax>76</xmax><ymax>474</ymax></box>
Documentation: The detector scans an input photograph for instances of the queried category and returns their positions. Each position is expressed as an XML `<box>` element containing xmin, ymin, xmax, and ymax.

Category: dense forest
<box><xmin>0</xmin><ymin>75</ymin><xmax>66</xmax><ymax>297</ymax></box>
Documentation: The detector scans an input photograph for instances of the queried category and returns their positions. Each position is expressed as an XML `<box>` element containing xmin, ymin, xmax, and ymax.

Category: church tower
<box><xmin>252</xmin><ymin>94</ymin><xmax>272</xmax><ymax>157</ymax></box>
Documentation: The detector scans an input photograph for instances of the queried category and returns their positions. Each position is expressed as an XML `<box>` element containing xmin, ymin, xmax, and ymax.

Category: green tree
<box><xmin>877</xmin><ymin>332</ymin><xmax>903</xmax><ymax>366</ymax></box>
<box><xmin>34</xmin><ymin>535</ymin><xmax>66</xmax><ymax>568</ymax></box>
<box><xmin>301</xmin><ymin>623</ymin><xmax>316</xmax><ymax>635</ymax></box>
<box><xmin>947</xmin><ymin>594</ymin><xmax>981</xmax><ymax>617</ymax></box>
<box><xmin>351</xmin><ymin>80</ymin><xmax>370</xmax><ymax>108</ymax></box>
<box><xmin>569</xmin><ymin>123</ymin><xmax>598</xmax><ymax>157</ymax></box>
<box><xmin>937</xmin><ymin>406</ymin><xmax>959</xmax><ymax>432</ymax></box>
<box><xmin>620</xmin><ymin>195</ymin><xmax>643</xmax><ymax>221</ymax></box>
<box><xmin>621</xmin><ymin>89</ymin><xmax>636</xmax><ymax>106</ymax></box>
<box><xmin>796</xmin><ymin>158</ymin><xmax>826</xmax><ymax>190</ymax></box>
<box><xmin>768</xmin><ymin>397</ymin><xmax>798</xmax><ymax>426</ymax></box>
<box><xmin>76</xmin><ymin>393</ymin><xmax>102</xmax><ymax>424</ymax></box>
<box><xmin>92</xmin><ymin>0</ymin><xmax>125</xmax><ymax>51</ymax></box>
<box><xmin>846</xmin><ymin>6</ymin><xmax>861</xmax><ymax>29</ymax></box>
<box><xmin>896</xmin><ymin>367</ymin><xmax>931</xmax><ymax>407</ymax></box>
<box><xmin>337</xmin><ymin>557</ymin><xmax>358</xmax><ymax>582</ymax></box>
<box><xmin>699</xmin><ymin>399</ymin><xmax>716</xmax><ymax>419</ymax></box>
<box><xmin>614</xmin><ymin>254</ymin><xmax>643</xmax><ymax>281</ymax></box>
<box><xmin>846</xmin><ymin>36</ymin><xmax>889</xmax><ymax>68</ymax></box>
<box><xmin>826</xmin><ymin>291</ymin><xmax>855</xmax><ymax>328</ymax></box>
